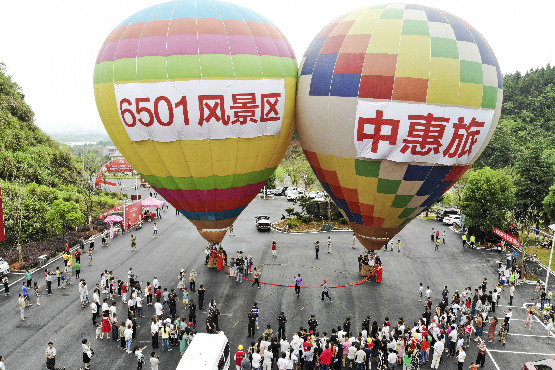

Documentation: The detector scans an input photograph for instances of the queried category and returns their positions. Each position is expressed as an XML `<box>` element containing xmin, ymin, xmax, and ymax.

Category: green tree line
<box><xmin>0</xmin><ymin>63</ymin><xmax>122</xmax><ymax>247</ymax></box>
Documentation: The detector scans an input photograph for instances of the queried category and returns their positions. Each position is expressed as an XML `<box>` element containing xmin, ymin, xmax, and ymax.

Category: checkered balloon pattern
<box><xmin>297</xmin><ymin>3</ymin><xmax>503</xmax><ymax>250</ymax></box>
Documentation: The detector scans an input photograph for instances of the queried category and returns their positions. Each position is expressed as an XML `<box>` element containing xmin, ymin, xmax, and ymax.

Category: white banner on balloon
<box><xmin>354</xmin><ymin>101</ymin><xmax>494</xmax><ymax>166</ymax></box>
<box><xmin>114</xmin><ymin>79</ymin><xmax>285</xmax><ymax>142</ymax></box>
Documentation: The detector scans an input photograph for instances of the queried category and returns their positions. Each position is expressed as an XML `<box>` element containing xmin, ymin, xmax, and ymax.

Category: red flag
<box><xmin>0</xmin><ymin>187</ymin><xmax>5</xmax><ymax>242</ymax></box>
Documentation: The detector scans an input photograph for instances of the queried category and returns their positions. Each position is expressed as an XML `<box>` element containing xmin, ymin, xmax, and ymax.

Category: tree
<box><xmin>45</xmin><ymin>200</ymin><xmax>85</xmax><ymax>240</ymax></box>
<box><xmin>461</xmin><ymin>167</ymin><xmax>515</xmax><ymax>235</ymax></box>
<box><xmin>513</xmin><ymin>142</ymin><xmax>555</xmax><ymax>229</ymax></box>
<box><xmin>543</xmin><ymin>183</ymin><xmax>555</xmax><ymax>224</ymax></box>
<box><xmin>280</xmin><ymin>144</ymin><xmax>318</xmax><ymax>189</ymax></box>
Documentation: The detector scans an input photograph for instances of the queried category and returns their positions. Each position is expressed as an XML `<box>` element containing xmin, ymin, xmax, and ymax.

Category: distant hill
<box><xmin>48</xmin><ymin>130</ymin><xmax>112</xmax><ymax>145</ymax></box>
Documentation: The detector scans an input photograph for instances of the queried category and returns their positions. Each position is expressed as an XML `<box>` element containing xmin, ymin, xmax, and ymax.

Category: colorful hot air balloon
<box><xmin>94</xmin><ymin>0</ymin><xmax>297</xmax><ymax>243</ymax></box>
<box><xmin>297</xmin><ymin>4</ymin><xmax>502</xmax><ymax>250</ymax></box>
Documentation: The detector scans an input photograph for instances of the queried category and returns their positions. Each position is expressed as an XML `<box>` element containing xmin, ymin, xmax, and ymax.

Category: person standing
<box><xmin>397</xmin><ymin>240</ymin><xmax>401</xmax><ymax>253</ymax></box>
<box><xmin>251</xmin><ymin>268</ymin><xmax>262</xmax><ymax>289</ymax></box>
<box><xmin>435</xmin><ymin>238</ymin><xmax>440</xmax><ymax>251</ymax></box>
<box><xmin>131</xmin><ymin>235</ymin><xmax>137</xmax><ymax>250</ymax></box>
<box><xmin>462</xmin><ymin>234</ymin><xmax>467</xmax><ymax>248</ymax></box>
<box><xmin>456</xmin><ymin>345</ymin><xmax>466</xmax><ymax>370</ymax></box>
<box><xmin>88</xmin><ymin>246</ymin><xmax>93</xmax><ymax>266</ymax></box>
<box><xmin>45</xmin><ymin>342</ymin><xmax>56</xmax><ymax>370</ymax></box>
<box><xmin>475</xmin><ymin>339</ymin><xmax>486</xmax><ymax>368</ymax></box>
<box><xmin>18</xmin><ymin>294</ymin><xmax>26</xmax><ymax>320</ymax></box>
<box><xmin>430</xmin><ymin>335</ymin><xmax>444</xmax><ymax>369</ymax></box>
<box><xmin>315</xmin><ymin>241</ymin><xmax>320</xmax><ymax>259</ymax></box>
<box><xmin>431</xmin><ymin>228</ymin><xmax>435</xmax><ymax>243</ymax></box>
<box><xmin>82</xmin><ymin>339</ymin><xmax>93</xmax><ymax>370</ymax></box>
<box><xmin>152</xmin><ymin>223</ymin><xmax>158</xmax><ymax>238</ymax></box>
<box><xmin>509</xmin><ymin>283</ymin><xmax>515</xmax><ymax>306</ymax></box>
<box><xmin>327</xmin><ymin>236</ymin><xmax>332</xmax><ymax>253</ymax></box>
<box><xmin>198</xmin><ymin>285</ymin><xmax>206</xmax><ymax>310</ymax></box>
<box><xmin>150</xmin><ymin>352</ymin><xmax>160</xmax><ymax>370</ymax></box>
<box><xmin>34</xmin><ymin>282</ymin><xmax>41</xmax><ymax>306</ymax></box>
<box><xmin>270</xmin><ymin>240</ymin><xmax>277</xmax><ymax>258</ymax></box>
<box><xmin>22</xmin><ymin>282</ymin><xmax>31</xmax><ymax>307</ymax></box>
<box><xmin>470</xmin><ymin>235</ymin><xmax>476</xmax><ymax>248</ymax></box>
<box><xmin>75</xmin><ymin>249</ymin><xmax>81</xmax><ymax>264</ymax></box>
<box><xmin>0</xmin><ymin>355</ymin><xmax>5</xmax><ymax>370</ymax></box>
<box><xmin>321</xmin><ymin>280</ymin><xmax>331</xmax><ymax>302</ymax></box>
<box><xmin>294</xmin><ymin>274</ymin><xmax>302</xmax><ymax>298</ymax></box>
<box><xmin>75</xmin><ymin>261</ymin><xmax>81</xmax><ymax>279</ymax></box>
<box><xmin>251</xmin><ymin>302</ymin><xmax>260</xmax><ymax>330</ymax></box>
<box><xmin>277</xmin><ymin>312</ymin><xmax>287</xmax><ymax>340</ymax></box>
<box><xmin>2</xmin><ymin>275</ymin><xmax>9</xmax><ymax>296</ymax></box>
<box><xmin>24</xmin><ymin>269</ymin><xmax>32</xmax><ymax>288</ymax></box>
<box><xmin>189</xmin><ymin>270</ymin><xmax>197</xmax><ymax>292</ymax></box>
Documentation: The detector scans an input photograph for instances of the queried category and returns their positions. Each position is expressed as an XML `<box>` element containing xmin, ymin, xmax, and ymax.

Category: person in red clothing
<box><xmin>234</xmin><ymin>345</ymin><xmax>245</xmax><ymax>370</ymax></box>
<box><xmin>121</xmin><ymin>282</ymin><xmax>128</xmax><ymax>304</ymax></box>
<box><xmin>74</xmin><ymin>249</ymin><xmax>82</xmax><ymax>264</ymax></box>
<box><xmin>64</xmin><ymin>242</ymin><xmax>69</xmax><ymax>253</ymax></box>
<box><xmin>319</xmin><ymin>345</ymin><xmax>333</xmax><ymax>370</ymax></box>
<box><xmin>375</xmin><ymin>262</ymin><xmax>383</xmax><ymax>283</ymax></box>
<box><xmin>271</xmin><ymin>241</ymin><xmax>277</xmax><ymax>258</ymax></box>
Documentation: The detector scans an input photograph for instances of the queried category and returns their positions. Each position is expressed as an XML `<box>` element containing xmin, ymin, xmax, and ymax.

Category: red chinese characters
<box><xmin>230</xmin><ymin>93</ymin><xmax>259</xmax><ymax>125</ymax></box>
<box><xmin>260</xmin><ymin>93</ymin><xmax>281</xmax><ymax>122</ymax></box>
<box><xmin>356</xmin><ymin>110</ymin><xmax>486</xmax><ymax>159</ymax></box>
<box><xmin>443</xmin><ymin>117</ymin><xmax>485</xmax><ymax>158</ymax></box>
<box><xmin>400</xmin><ymin>113</ymin><xmax>449</xmax><ymax>156</ymax></box>
<box><xmin>356</xmin><ymin>110</ymin><xmax>400</xmax><ymax>153</ymax></box>
<box><xmin>198</xmin><ymin>95</ymin><xmax>230</xmax><ymax>126</ymax></box>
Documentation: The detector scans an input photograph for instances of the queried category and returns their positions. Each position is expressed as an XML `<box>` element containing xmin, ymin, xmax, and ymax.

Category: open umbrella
<box><xmin>104</xmin><ymin>215</ymin><xmax>123</xmax><ymax>223</ymax></box>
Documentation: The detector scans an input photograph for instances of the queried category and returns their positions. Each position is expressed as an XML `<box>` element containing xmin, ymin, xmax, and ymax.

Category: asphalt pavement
<box><xmin>0</xmin><ymin>183</ymin><xmax>553</xmax><ymax>369</ymax></box>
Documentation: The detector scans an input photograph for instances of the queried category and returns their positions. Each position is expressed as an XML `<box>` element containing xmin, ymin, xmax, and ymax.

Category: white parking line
<box><xmin>508</xmin><ymin>333</ymin><xmax>552</xmax><ymax>338</ymax></box>
<box><xmin>488</xmin><ymin>349</ymin><xmax>555</xmax><ymax>356</ymax></box>
<box><xmin>486</xmin><ymin>349</ymin><xmax>501</xmax><ymax>370</ymax></box>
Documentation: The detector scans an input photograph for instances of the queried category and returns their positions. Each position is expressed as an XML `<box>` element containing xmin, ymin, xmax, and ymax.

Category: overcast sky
<box><xmin>0</xmin><ymin>0</ymin><xmax>552</xmax><ymax>134</ymax></box>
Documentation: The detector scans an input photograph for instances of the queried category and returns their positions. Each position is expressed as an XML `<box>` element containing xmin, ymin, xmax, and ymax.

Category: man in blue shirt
<box><xmin>22</xmin><ymin>282</ymin><xmax>31</xmax><ymax>306</ymax></box>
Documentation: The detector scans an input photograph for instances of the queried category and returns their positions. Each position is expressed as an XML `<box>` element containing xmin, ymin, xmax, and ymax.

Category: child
<box><xmin>60</xmin><ymin>272</ymin><xmax>66</xmax><ymax>289</ymax></box>
<box><xmin>34</xmin><ymin>282</ymin><xmax>41</xmax><ymax>306</ymax></box>
<box><xmin>95</xmin><ymin>323</ymin><xmax>102</xmax><ymax>339</ymax></box>
<box><xmin>134</xmin><ymin>346</ymin><xmax>147</xmax><ymax>370</ymax></box>
<box><xmin>525</xmin><ymin>307</ymin><xmax>533</xmax><ymax>330</ymax></box>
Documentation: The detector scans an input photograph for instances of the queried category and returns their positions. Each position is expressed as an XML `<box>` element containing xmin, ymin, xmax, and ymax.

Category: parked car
<box><xmin>255</xmin><ymin>215</ymin><xmax>271</xmax><ymax>231</ymax></box>
<box><xmin>273</xmin><ymin>187</ymin><xmax>286</xmax><ymax>196</ymax></box>
<box><xmin>523</xmin><ymin>359</ymin><xmax>555</xmax><ymax>370</ymax></box>
<box><xmin>443</xmin><ymin>215</ymin><xmax>461</xmax><ymax>225</ymax></box>
<box><xmin>284</xmin><ymin>187</ymin><xmax>298</xmax><ymax>197</ymax></box>
<box><xmin>286</xmin><ymin>191</ymin><xmax>299</xmax><ymax>202</ymax></box>
<box><xmin>0</xmin><ymin>258</ymin><xmax>10</xmax><ymax>277</ymax></box>
<box><xmin>307</xmin><ymin>191</ymin><xmax>323</xmax><ymax>199</ymax></box>
<box><xmin>436</xmin><ymin>209</ymin><xmax>459</xmax><ymax>221</ymax></box>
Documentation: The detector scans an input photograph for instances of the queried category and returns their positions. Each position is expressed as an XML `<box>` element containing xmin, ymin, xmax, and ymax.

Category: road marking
<box><xmin>487</xmin><ymin>349</ymin><xmax>555</xmax><ymax>356</ymax></box>
<box><xmin>508</xmin><ymin>333</ymin><xmax>552</xmax><ymax>338</ymax></box>
<box><xmin>486</xmin><ymin>349</ymin><xmax>501</xmax><ymax>370</ymax></box>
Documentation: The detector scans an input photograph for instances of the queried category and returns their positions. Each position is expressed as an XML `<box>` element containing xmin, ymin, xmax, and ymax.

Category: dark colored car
<box><xmin>255</xmin><ymin>216</ymin><xmax>271</xmax><ymax>231</ymax></box>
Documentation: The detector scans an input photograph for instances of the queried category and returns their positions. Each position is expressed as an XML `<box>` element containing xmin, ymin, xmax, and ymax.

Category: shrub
<box><xmin>338</xmin><ymin>217</ymin><xmax>347</xmax><ymax>224</ymax></box>
<box><xmin>301</xmin><ymin>215</ymin><xmax>312</xmax><ymax>224</ymax></box>
<box><xmin>286</xmin><ymin>219</ymin><xmax>299</xmax><ymax>229</ymax></box>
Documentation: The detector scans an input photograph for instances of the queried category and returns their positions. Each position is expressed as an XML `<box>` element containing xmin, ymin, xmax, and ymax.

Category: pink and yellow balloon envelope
<box><xmin>94</xmin><ymin>0</ymin><xmax>297</xmax><ymax>243</ymax></box>
<box><xmin>297</xmin><ymin>4</ymin><xmax>502</xmax><ymax>250</ymax></box>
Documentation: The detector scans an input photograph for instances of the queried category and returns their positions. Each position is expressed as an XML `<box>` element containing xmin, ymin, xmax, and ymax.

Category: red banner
<box><xmin>492</xmin><ymin>226</ymin><xmax>520</xmax><ymax>248</ymax></box>
<box><xmin>124</xmin><ymin>201</ymin><xmax>142</xmax><ymax>230</ymax></box>
<box><xmin>98</xmin><ymin>202</ymin><xmax>126</xmax><ymax>219</ymax></box>
<box><xmin>0</xmin><ymin>187</ymin><xmax>5</xmax><ymax>242</ymax></box>
<box><xmin>95</xmin><ymin>158</ymin><xmax>134</xmax><ymax>188</ymax></box>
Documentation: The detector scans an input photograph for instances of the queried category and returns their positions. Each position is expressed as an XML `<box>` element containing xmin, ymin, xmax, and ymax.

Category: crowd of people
<box><xmin>232</xmin><ymin>278</ymin><xmax>530</xmax><ymax>370</ymax></box>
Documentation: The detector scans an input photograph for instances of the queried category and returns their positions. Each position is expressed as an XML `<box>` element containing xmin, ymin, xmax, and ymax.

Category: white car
<box><xmin>307</xmin><ymin>191</ymin><xmax>323</xmax><ymax>199</ymax></box>
<box><xmin>0</xmin><ymin>257</ymin><xmax>10</xmax><ymax>276</ymax></box>
<box><xmin>284</xmin><ymin>187</ymin><xmax>298</xmax><ymax>197</ymax></box>
<box><xmin>286</xmin><ymin>191</ymin><xmax>299</xmax><ymax>201</ymax></box>
<box><xmin>443</xmin><ymin>215</ymin><xmax>461</xmax><ymax>225</ymax></box>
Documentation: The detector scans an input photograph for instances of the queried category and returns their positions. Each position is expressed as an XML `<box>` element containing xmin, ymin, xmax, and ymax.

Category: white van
<box><xmin>176</xmin><ymin>332</ymin><xmax>230</xmax><ymax>370</ymax></box>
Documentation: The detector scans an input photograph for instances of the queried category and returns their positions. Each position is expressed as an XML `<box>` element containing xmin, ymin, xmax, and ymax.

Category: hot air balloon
<box><xmin>297</xmin><ymin>4</ymin><xmax>502</xmax><ymax>250</ymax></box>
<box><xmin>94</xmin><ymin>0</ymin><xmax>297</xmax><ymax>244</ymax></box>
